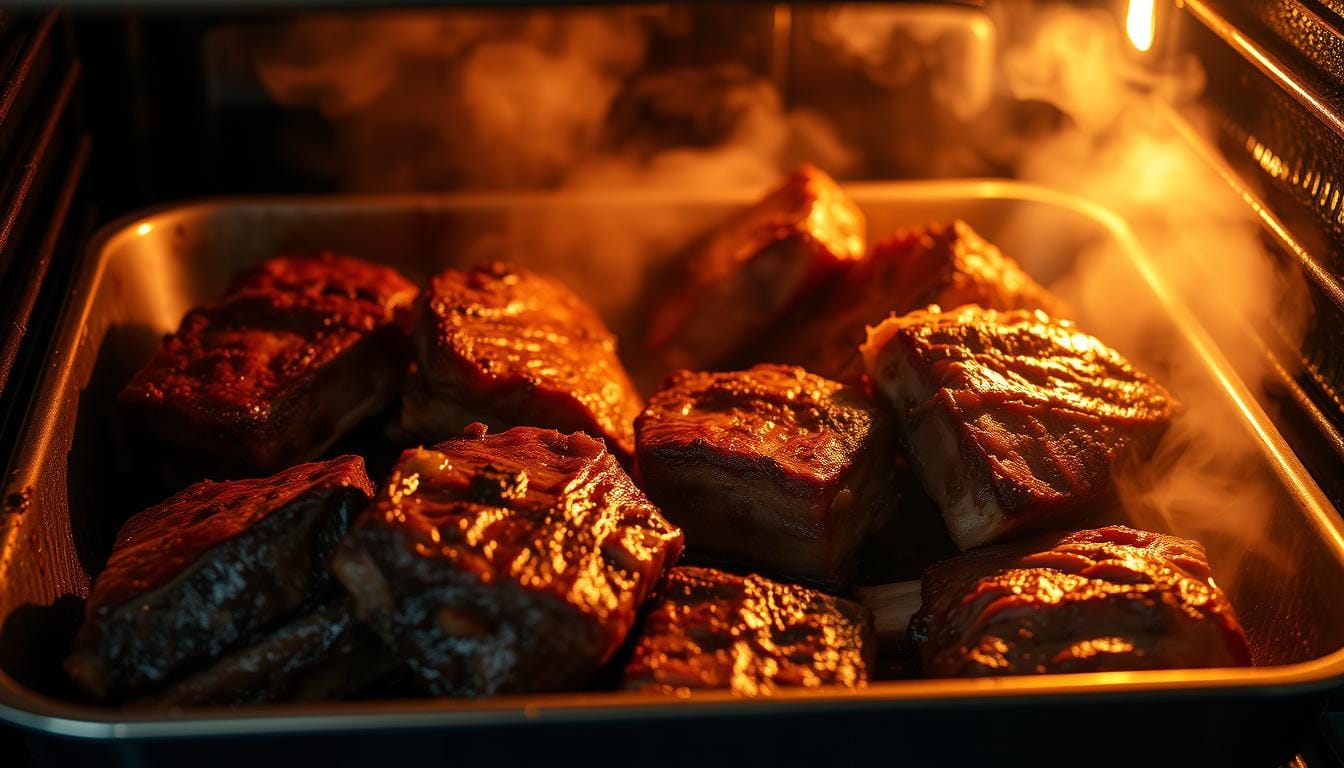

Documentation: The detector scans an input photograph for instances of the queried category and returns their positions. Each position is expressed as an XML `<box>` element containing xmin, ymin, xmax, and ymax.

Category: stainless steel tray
<box><xmin>3</xmin><ymin>180</ymin><xmax>1343</xmax><ymax>764</ymax></box>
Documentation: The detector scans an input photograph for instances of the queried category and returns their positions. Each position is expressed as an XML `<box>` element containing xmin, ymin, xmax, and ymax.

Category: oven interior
<box><xmin>3</xmin><ymin>0</ymin><xmax>1344</xmax><ymax>764</ymax></box>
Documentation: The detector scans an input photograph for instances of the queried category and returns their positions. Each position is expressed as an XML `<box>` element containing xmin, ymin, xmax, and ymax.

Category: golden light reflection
<box><xmin>1126</xmin><ymin>0</ymin><xmax>1155</xmax><ymax>52</ymax></box>
<box><xmin>136</xmin><ymin>222</ymin><xmax>153</xmax><ymax>236</ymax></box>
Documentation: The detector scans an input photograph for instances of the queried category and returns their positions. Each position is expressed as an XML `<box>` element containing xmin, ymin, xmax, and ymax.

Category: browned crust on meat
<box><xmin>862</xmin><ymin>305</ymin><xmax>1177</xmax><ymax>548</ymax></box>
<box><xmin>910</xmin><ymin>526</ymin><xmax>1251</xmax><ymax>676</ymax></box>
<box><xmin>118</xmin><ymin>252</ymin><xmax>418</xmax><ymax>473</ymax></box>
<box><xmin>621</xmin><ymin>566</ymin><xmax>874</xmax><ymax>695</ymax></box>
<box><xmin>635</xmin><ymin>364</ymin><xmax>889</xmax><ymax>585</ymax></box>
<box><xmin>333</xmin><ymin>425</ymin><xmax>683</xmax><ymax>696</ymax></box>
<box><xmin>645</xmin><ymin>164</ymin><xmax>865</xmax><ymax>370</ymax></box>
<box><xmin>400</xmin><ymin>262</ymin><xmax>642</xmax><ymax>460</ymax></box>
<box><xmin>763</xmin><ymin>219</ymin><xmax>1066</xmax><ymax>382</ymax></box>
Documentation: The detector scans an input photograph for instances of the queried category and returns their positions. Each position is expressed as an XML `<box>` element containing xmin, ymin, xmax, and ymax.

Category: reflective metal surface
<box><xmin>1</xmin><ymin>182</ymin><xmax>1342</xmax><ymax>759</ymax></box>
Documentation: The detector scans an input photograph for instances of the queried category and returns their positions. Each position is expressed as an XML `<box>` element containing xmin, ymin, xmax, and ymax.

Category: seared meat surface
<box><xmin>65</xmin><ymin>456</ymin><xmax>373</xmax><ymax>702</ymax></box>
<box><xmin>400</xmin><ymin>262</ymin><xmax>643</xmax><ymax>460</ymax></box>
<box><xmin>911</xmin><ymin>526</ymin><xmax>1251</xmax><ymax>676</ymax></box>
<box><xmin>764</xmin><ymin>220</ymin><xmax>1065</xmax><ymax>382</ymax></box>
<box><xmin>862</xmin><ymin>306</ymin><xmax>1177</xmax><ymax>550</ymax></box>
<box><xmin>635</xmin><ymin>364</ymin><xmax>889</xmax><ymax>586</ymax></box>
<box><xmin>120</xmin><ymin>252</ymin><xmax>418</xmax><ymax>473</ymax></box>
<box><xmin>621</xmin><ymin>566</ymin><xmax>873</xmax><ymax>695</ymax></box>
<box><xmin>333</xmin><ymin>424</ymin><xmax>683</xmax><ymax>696</ymax></box>
<box><xmin>645</xmin><ymin>164</ymin><xmax>864</xmax><ymax>371</ymax></box>
<box><xmin>133</xmin><ymin>598</ymin><xmax>392</xmax><ymax>707</ymax></box>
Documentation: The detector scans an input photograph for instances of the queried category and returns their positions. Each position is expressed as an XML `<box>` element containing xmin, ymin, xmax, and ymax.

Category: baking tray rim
<box><xmin>3</xmin><ymin>178</ymin><xmax>1343</xmax><ymax>740</ymax></box>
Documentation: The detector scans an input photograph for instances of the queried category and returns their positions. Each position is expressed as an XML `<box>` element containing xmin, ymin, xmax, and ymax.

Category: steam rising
<box><xmin>252</xmin><ymin>11</ymin><xmax>650</xmax><ymax>189</ymax></box>
<box><xmin>249</xmin><ymin>10</ymin><xmax>852</xmax><ymax>322</ymax></box>
<box><xmin>990</xmin><ymin>3</ymin><xmax>1308</xmax><ymax>595</ymax></box>
<box><xmin>245</xmin><ymin>5</ymin><xmax>1309</xmax><ymax>601</ymax></box>
<box><xmin>250</xmin><ymin>9</ymin><xmax>851</xmax><ymax>192</ymax></box>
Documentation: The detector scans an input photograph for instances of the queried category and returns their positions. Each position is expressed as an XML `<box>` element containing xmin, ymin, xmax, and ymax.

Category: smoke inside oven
<box><xmin>988</xmin><ymin>3</ymin><xmax>1309</xmax><ymax>597</ymax></box>
<box><xmin>246</xmin><ymin>4</ymin><xmax>1308</xmax><ymax>594</ymax></box>
<box><xmin>246</xmin><ymin>8</ymin><xmax>855</xmax><ymax>190</ymax></box>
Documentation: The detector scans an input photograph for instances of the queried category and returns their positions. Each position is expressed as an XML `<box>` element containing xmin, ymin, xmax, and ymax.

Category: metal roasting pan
<box><xmin>2</xmin><ymin>180</ymin><xmax>1344</xmax><ymax>766</ymax></box>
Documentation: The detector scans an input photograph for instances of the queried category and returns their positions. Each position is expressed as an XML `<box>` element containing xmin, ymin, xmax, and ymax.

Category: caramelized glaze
<box><xmin>334</xmin><ymin>424</ymin><xmax>682</xmax><ymax>696</ymax></box>
<box><xmin>621</xmin><ymin>566</ymin><xmax>873</xmax><ymax>695</ymax></box>
<box><xmin>636</xmin><ymin>364</ymin><xmax>889</xmax><ymax>585</ymax></box>
<box><xmin>402</xmin><ymin>262</ymin><xmax>643</xmax><ymax>459</ymax></box>
<box><xmin>863</xmin><ymin>305</ymin><xmax>1178</xmax><ymax>548</ymax></box>
<box><xmin>645</xmin><ymin>164</ymin><xmax>865</xmax><ymax>370</ymax></box>
<box><xmin>766</xmin><ymin>219</ymin><xmax>1066</xmax><ymax>381</ymax></box>
<box><xmin>911</xmin><ymin>526</ymin><xmax>1251</xmax><ymax>676</ymax></box>
<box><xmin>119</xmin><ymin>252</ymin><xmax>417</xmax><ymax>472</ymax></box>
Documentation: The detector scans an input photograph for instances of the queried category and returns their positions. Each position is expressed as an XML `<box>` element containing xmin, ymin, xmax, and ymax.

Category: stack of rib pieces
<box><xmin>62</xmin><ymin>164</ymin><xmax>1252</xmax><ymax>711</ymax></box>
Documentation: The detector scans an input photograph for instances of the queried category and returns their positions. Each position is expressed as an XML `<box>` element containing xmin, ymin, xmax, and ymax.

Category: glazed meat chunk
<box><xmin>119</xmin><ymin>252</ymin><xmax>418</xmax><ymax>473</ymax></box>
<box><xmin>333</xmin><ymin>424</ymin><xmax>683</xmax><ymax>696</ymax></box>
<box><xmin>65</xmin><ymin>456</ymin><xmax>374</xmax><ymax>702</ymax></box>
<box><xmin>621</xmin><ymin>566</ymin><xmax>873</xmax><ymax>695</ymax></box>
<box><xmin>911</xmin><ymin>526</ymin><xmax>1251</xmax><ymax>676</ymax></box>
<box><xmin>635</xmin><ymin>364</ymin><xmax>890</xmax><ymax>586</ymax></box>
<box><xmin>400</xmin><ymin>262</ymin><xmax>643</xmax><ymax>460</ymax></box>
<box><xmin>862</xmin><ymin>306</ymin><xmax>1178</xmax><ymax>550</ymax></box>
<box><xmin>764</xmin><ymin>219</ymin><xmax>1065</xmax><ymax>382</ymax></box>
<box><xmin>645</xmin><ymin>164</ymin><xmax>865</xmax><ymax>371</ymax></box>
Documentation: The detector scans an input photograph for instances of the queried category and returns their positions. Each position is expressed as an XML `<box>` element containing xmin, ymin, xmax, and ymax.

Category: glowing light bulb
<box><xmin>1127</xmin><ymin>0</ymin><xmax>1156</xmax><ymax>52</ymax></box>
<box><xmin>136</xmin><ymin>222</ymin><xmax>153</xmax><ymax>236</ymax></box>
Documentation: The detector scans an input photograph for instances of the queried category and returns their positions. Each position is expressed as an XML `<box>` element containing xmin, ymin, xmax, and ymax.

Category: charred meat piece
<box><xmin>621</xmin><ymin>566</ymin><xmax>873</xmax><ymax>695</ymax></box>
<box><xmin>862</xmin><ymin>306</ymin><xmax>1177</xmax><ymax>550</ymax></box>
<box><xmin>120</xmin><ymin>252</ymin><xmax>418</xmax><ymax>473</ymax></box>
<box><xmin>635</xmin><ymin>364</ymin><xmax>889</xmax><ymax>586</ymax></box>
<box><xmin>333</xmin><ymin>424</ymin><xmax>683</xmax><ymax>696</ymax></box>
<box><xmin>65</xmin><ymin>456</ymin><xmax>374</xmax><ymax>702</ymax></box>
<box><xmin>400</xmin><ymin>262</ymin><xmax>643</xmax><ymax>460</ymax></box>
<box><xmin>911</xmin><ymin>526</ymin><xmax>1251</xmax><ymax>676</ymax></box>
<box><xmin>764</xmin><ymin>220</ymin><xmax>1065</xmax><ymax>382</ymax></box>
<box><xmin>645</xmin><ymin>164</ymin><xmax>865</xmax><ymax>371</ymax></box>
<box><xmin>132</xmin><ymin>598</ymin><xmax>393</xmax><ymax>708</ymax></box>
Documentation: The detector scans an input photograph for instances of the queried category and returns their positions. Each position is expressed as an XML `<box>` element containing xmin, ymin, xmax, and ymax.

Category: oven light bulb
<box><xmin>1126</xmin><ymin>0</ymin><xmax>1156</xmax><ymax>52</ymax></box>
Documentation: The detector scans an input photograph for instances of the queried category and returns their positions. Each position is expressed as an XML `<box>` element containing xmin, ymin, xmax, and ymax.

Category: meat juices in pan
<box><xmin>333</xmin><ymin>424</ymin><xmax>684</xmax><ymax>696</ymax></box>
<box><xmin>621</xmin><ymin>566</ymin><xmax>874</xmax><ymax>695</ymax></box>
<box><xmin>119</xmin><ymin>252</ymin><xmax>418</xmax><ymax>474</ymax></box>
<box><xmin>400</xmin><ymin>262</ymin><xmax>644</xmax><ymax>461</ymax></box>
<box><xmin>645</xmin><ymin>164</ymin><xmax>865</xmax><ymax>371</ymax></box>
<box><xmin>763</xmin><ymin>219</ymin><xmax>1066</xmax><ymax>383</ymax></box>
<box><xmin>65</xmin><ymin>456</ymin><xmax>374</xmax><ymax>702</ymax></box>
<box><xmin>635</xmin><ymin>364</ymin><xmax>890</xmax><ymax>586</ymax></box>
<box><xmin>862</xmin><ymin>306</ymin><xmax>1178</xmax><ymax>550</ymax></box>
<box><xmin>911</xmin><ymin>526</ymin><xmax>1251</xmax><ymax>676</ymax></box>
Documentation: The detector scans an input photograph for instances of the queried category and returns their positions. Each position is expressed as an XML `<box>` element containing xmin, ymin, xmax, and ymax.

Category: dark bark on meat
<box><xmin>65</xmin><ymin>456</ymin><xmax>373</xmax><ymax>702</ymax></box>
<box><xmin>910</xmin><ymin>526</ymin><xmax>1251</xmax><ymax>676</ymax></box>
<box><xmin>131</xmin><ymin>597</ymin><xmax>394</xmax><ymax>708</ymax></box>
<box><xmin>333</xmin><ymin>425</ymin><xmax>683</xmax><ymax>696</ymax></box>
<box><xmin>400</xmin><ymin>262</ymin><xmax>643</xmax><ymax>461</ymax></box>
<box><xmin>621</xmin><ymin>566</ymin><xmax>874</xmax><ymax>695</ymax></box>
<box><xmin>119</xmin><ymin>253</ymin><xmax>418</xmax><ymax>474</ymax></box>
